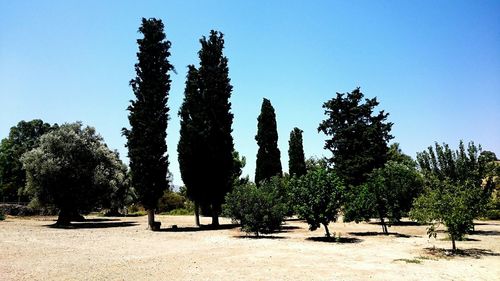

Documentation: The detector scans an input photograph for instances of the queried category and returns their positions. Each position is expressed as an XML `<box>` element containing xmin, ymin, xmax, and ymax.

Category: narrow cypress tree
<box><xmin>288</xmin><ymin>127</ymin><xmax>306</xmax><ymax>177</ymax></box>
<box><xmin>123</xmin><ymin>18</ymin><xmax>173</xmax><ymax>230</ymax></box>
<box><xmin>255</xmin><ymin>98</ymin><xmax>282</xmax><ymax>185</ymax></box>
<box><xmin>178</xmin><ymin>65</ymin><xmax>204</xmax><ymax>226</ymax></box>
<box><xmin>197</xmin><ymin>30</ymin><xmax>234</xmax><ymax>226</ymax></box>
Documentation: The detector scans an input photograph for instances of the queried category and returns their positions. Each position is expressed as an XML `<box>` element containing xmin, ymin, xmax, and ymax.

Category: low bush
<box><xmin>223</xmin><ymin>178</ymin><xmax>286</xmax><ymax>236</ymax></box>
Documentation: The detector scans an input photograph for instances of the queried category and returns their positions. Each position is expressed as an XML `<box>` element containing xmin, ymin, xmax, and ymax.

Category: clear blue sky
<box><xmin>1</xmin><ymin>1</ymin><xmax>499</xmax><ymax>186</ymax></box>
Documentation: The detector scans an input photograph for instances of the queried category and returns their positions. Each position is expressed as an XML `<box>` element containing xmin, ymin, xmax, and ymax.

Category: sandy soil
<box><xmin>1</xmin><ymin>215</ymin><xmax>499</xmax><ymax>281</ymax></box>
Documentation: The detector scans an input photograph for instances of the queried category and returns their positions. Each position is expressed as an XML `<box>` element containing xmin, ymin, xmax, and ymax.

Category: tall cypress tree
<box><xmin>288</xmin><ymin>127</ymin><xmax>306</xmax><ymax>177</ymax></box>
<box><xmin>123</xmin><ymin>18</ymin><xmax>173</xmax><ymax>230</ymax></box>
<box><xmin>178</xmin><ymin>65</ymin><xmax>205</xmax><ymax>226</ymax></box>
<box><xmin>197</xmin><ymin>30</ymin><xmax>234</xmax><ymax>226</ymax></box>
<box><xmin>255</xmin><ymin>98</ymin><xmax>282</xmax><ymax>185</ymax></box>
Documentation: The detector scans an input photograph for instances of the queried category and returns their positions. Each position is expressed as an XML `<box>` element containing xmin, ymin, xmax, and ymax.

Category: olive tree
<box><xmin>22</xmin><ymin>123</ymin><xmax>127</xmax><ymax>226</ymax></box>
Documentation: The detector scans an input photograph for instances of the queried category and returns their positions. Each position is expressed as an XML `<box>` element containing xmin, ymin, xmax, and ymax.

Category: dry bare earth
<box><xmin>1</xmin><ymin>215</ymin><xmax>499</xmax><ymax>281</ymax></box>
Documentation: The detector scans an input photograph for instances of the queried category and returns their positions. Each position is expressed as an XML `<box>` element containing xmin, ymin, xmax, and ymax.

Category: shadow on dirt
<box><xmin>348</xmin><ymin>231</ymin><xmax>416</xmax><ymax>238</ymax></box>
<box><xmin>233</xmin><ymin>235</ymin><xmax>287</xmax><ymax>240</ymax></box>
<box><xmin>368</xmin><ymin>221</ymin><xmax>422</xmax><ymax>226</ymax></box>
<box><xmin>470</xmin><ymin>230</ymin><xmax>500</xmax><ymax>236</ymax></box>
<box><xmin>306</xmin><ymin>236</ymin><xmax>362</xmax><ymax>243</ymax></box>
<box><xmin>159</xmin><ymin>223</ymin><xmax>240</xmax><ymax>232</ymax></box>
<box><xmin>47</xmin><ymin>221</ymin><xmax>138</xmax><ymax>229</ymax></box>
<box><xmin>424</xmin><ymin>247</ymin><xmax>500</xmax><ymax>259</ymax></box>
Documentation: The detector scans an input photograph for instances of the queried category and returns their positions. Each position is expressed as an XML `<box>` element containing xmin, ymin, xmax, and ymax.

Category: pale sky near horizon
<box><xmin>1</xmin><ymin>1</ymin><xmax>499</xmax><ymax>186</ymax></box>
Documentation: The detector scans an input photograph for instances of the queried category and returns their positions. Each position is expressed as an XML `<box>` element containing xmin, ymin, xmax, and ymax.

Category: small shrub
<box><xmin>0</xmin><ymin>212</ymin><xmax>4</xmax><ymax>220</ymax></box>
<box><xmin>223</xmin><ymin>179</ymin><xmax>286</xmax><ymax>236</ymax></box>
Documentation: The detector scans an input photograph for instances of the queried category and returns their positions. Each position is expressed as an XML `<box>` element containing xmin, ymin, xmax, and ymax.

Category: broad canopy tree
<box><xmin>178</xmin><ymin>30</ymin><xmax>235</xmax><ymax>226</ymax></box>
<box><xmin>318</xmin><ymin>88</ymin><xmax>393</xmax><ymax>187</ymax></box>
<box><xmin>0</xmin><ymin>119</ymin><xmax>55</xmax><ymax>202</ymax></box>
<box><xmin>255</xmin><ymin>98</ymin><xmax>282</xmax><ymax>185</ymax></box>
<box><xmin>22</xmin><ymin>123</ymin><xmax>128</xmax><ymax>226</ymax></box>
<box><xmin>123</xmin><ymin>18</ymin><xmax>173</xmax><ymax>230</ymax></box>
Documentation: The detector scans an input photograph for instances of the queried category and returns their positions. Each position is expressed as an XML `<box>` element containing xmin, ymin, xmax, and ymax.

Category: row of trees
<box><xmin>222</xmin><ymin>87</ymin><xmax>498</xmax><ymax>252</ymax></box>
<box><xmin>1</xmin><ymin>18</ymin><xmax>498</xmax><ymax>253</ymax></box>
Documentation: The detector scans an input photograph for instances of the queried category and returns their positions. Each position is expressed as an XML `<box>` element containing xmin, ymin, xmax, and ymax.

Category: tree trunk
<box><xmin>380</xmin><ymin>216</ymin><xmax>388</xmax><ymax>234</ymax></box>
<box><xmin>56</xmin><ymin>209</ymin><xmax>72</xmax><ymax>226</ymax></box>
<box><xmin>211</xmin><ymin>213</ymin><xmax>219</xmax><ymax>227</ymax></box>
<box><xmin>147</xmin><ymin>209</ymin><xmax>159</xmax><ymax>231</ymax></box>
<box><xmin>451</xmin><ymin>237</ymin><xmax>456</xmax><ymax>252</ymax></box>
<box><xmin>194</xmin><ymin>202</ymin><xmax>200</xmax><ymax>227</ymax></box>
<box><xmin>323</xmin><ymin>223</ymin><xmax>331</xmax><ymax>238</ymax></box>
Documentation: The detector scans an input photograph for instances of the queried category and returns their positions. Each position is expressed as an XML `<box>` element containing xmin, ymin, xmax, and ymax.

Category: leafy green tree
<box><xmin>290</xmin><ymin>167</ymin><xmax>344</xmax><ymax>238</ymax></box>
<box><xmin>223</xmin><ymin>178</ymin><xmax>286</xmax><ymax>236</ymax></box>
<box><xmin>123</xmin><ymin>18</ymin><xmax>173</xmax><ymax>230</ymax></box>
<box><xmin>412</xmin><ymin>141</ymin><xmax>496</xmax><ymax>251</ymax></box>
<box><xmin>410</xmin><ymin>178</ymin><xmax>479</xmax><ymax>252</ymax></box>
<box><xmin>387</xmin><ymin>143</ymin><xmax>416</xmax><ymax>168</ymax></box>
<box><xmin>416</xmin><ymin>141</ymin><xmax>495</xmax><ymax>220</ymax></box>
<box><xmin>22</xmin><ymin>123</ymin><xmax>126</xmax><ymax>226</ymax></box>
<box><xmin>288</xmin><ymin>127</ymin><xmax>306</xmax><ymax>177</ymax></box>
<box><xmin>344</xmin><ymin>161</ymin><xmax>423</xmax><ymax>233</ymax></box>
<box><xmin>255</xmin><ymin>98</ymin><xmax>282</xmax><ymax>185</ymax></box>
<box><xmin>318</xmin><ymin>88</ymin><xmax>393</xmax><ymax>187</ymax></box>
<box><xmin>0</xmin><ymin>120</ymin><xmax>55</xmax><ymax>202</ymax></box>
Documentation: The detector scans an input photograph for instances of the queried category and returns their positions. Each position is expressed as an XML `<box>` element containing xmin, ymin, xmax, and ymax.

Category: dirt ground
<box><xmin>1</xmin><ymin>215</ymin><xmax>499</xmax><ymax>281</ymax></box>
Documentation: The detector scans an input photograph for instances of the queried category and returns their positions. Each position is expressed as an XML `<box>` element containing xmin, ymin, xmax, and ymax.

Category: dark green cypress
<box><xmin>288</xmin><ymin>127</ymin><xmax>306</xmax><ymax>177</ymax></box>
<box><xmin>123</xmin><ymin>18</ymin><xmax>173</xmax><ymax>230</ymax></box>
<box><xmin>255</xmin><ymin>98</ymin><xmax>282</xmax><ymax>185</ymax></box>
<box><xmin>197</xmin><ymin>30</ymin><xmax>234</xmax><ymax>226</ymax></box>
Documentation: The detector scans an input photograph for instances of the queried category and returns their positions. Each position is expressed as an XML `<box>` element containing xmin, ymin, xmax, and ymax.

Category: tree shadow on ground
<box><xmin>47</xmin><ymin>221</ymin><xmax>138</xmax><ymax>229</ymax></box>
<box><xmin>306</xmin><ymin>236</ymin><xmax>362</xmax><ymax>243</ymax></box>
<box><xmin>233</xmin><ymin>235</ymin><xmax>287</xmax><ymax>240</ymax></box>
<box><xmin>158</xmin><ymin>223</ymin><xmax>240</xmax><ymax>232</ymax></box>
<box><xmin>440</xmin><ymin>237</ymin><xmax>481</xmax><ymax>242</ymax></box>
<box><xmin>348</xmin><ymin>231</ymin><xmax>416</xmax><ymax>238</ymax></box>
<box><xmin>470</xmin><ymin>230</ymin><xmax>500</xmax><ymax>236</ymax></box>
<box><xmin>424</xmin><ymin>247</ymin><xmax>500</xmax><ymax>259</ymax></box>
<box><xmin>368</xmin><ymin>221</ymin><xmax>422</xmax><ymax>226</ymax></box>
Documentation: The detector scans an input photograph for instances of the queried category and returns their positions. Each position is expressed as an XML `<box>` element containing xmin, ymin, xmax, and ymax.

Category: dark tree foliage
<box><xmin>255</xmin><ymin>98</ymin><xmax>282</xmax><ymax>185</ymax></box>
<box><xmin>123</xmin><ymin>18</ymin><xmax>173</xmax><ymax>230</ymax></box>
<box><xmin>0</xmin><ymin>119</ymin><xmax>55</xmax><ymax>202</ymax></box>
<box><xmin>178</xmin><ymin>65</ymin><xmax>205</xmax><ymax>225</ymax></box>
<box><xmin>197</xmin><ymin>30</ymin><xmax>234</xmax><ymax>226</ymax></box>
<box><xmin>22</xmin><ymin>123</ymin><xmax>127</xmax><ymax>226</ymax></box>
<box><xmin>318</xmin><ymin>88</ymin><xmax>393</xmax><ymax>187</ymax></box>
<box><xmin>387</xmin><ymin>143</ymin><xmax>416</xmax><ymax>168</ymax></box>
<box><xmin>288</xmin><ymin>127</ymin><xmax>306</xmax><ymax>177</ymax></box>
<box><xmin>412</xmin><ymin>141</ymin><xmax>496</xmax><ymax>251</ymax></box>
<box><xmin>178</xmin><ymin>30</ymin><xmax>234</xmax><ymax>226</ymax></box>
